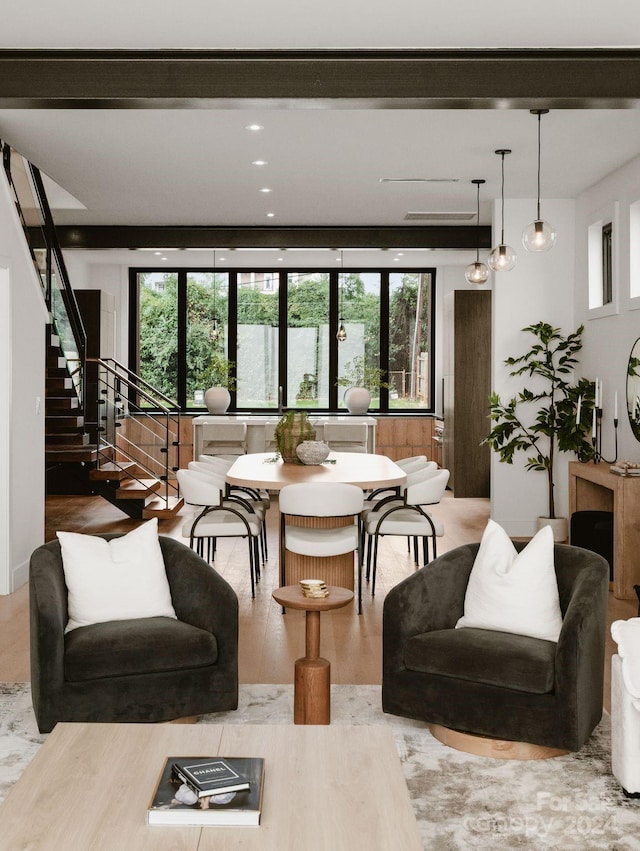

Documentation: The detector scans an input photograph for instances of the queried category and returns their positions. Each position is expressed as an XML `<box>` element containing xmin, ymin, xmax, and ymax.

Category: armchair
<box><xmin>383</xmin><ymin>542</ymin><xmax>608</xmax><ymax>753</ymax></box>
<box><xmin>30</xmin><ymin>534</ymin><xmax>239</xmax><ymax>733</ymax></box>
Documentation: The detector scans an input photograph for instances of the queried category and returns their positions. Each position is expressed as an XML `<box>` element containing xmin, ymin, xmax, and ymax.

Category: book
<box><xmin>148</xmin><ymin>756</ymin><xmax>265</xmax><ymax>826</ymax></box>
<box><xmin>172</xmin><ymin>757</ymin><xmax>250</xmax><ymax>797</ymax></box>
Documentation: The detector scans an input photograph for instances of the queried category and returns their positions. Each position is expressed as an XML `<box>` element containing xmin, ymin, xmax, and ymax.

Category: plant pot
<box><xmin>204</xmin><ymin>386</ymin><xmax>231</xmax><ymax>414</ymax></box>
<box><xmin>536</xmin><ymin>516</ymin><xmax>568</xmax><ymax>543</ymax></box>
<box><xmin>343</xmin><ymin>386</ymin><xmax>371</xmax><ymax>415</ymax></box>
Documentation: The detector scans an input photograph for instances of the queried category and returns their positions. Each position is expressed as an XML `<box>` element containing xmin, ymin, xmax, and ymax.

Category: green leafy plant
<box><xmin>200</xmin><ymin>354</ymin><xmax>236</xmax><ymax>392</ymax></box>
<box><xmin>274</xmin><ymin>410</ymin><xmax>316</xmax><ymax>462</ymax></box>
<box><xmin>335</xmin><ymin>356</ymin><xmax>390</xmax><ymax>390</ymax></box>
<box><xmin>485</xmin><ymin>322</ymin><xmax>595</xmax><ymax>520</ymax></box>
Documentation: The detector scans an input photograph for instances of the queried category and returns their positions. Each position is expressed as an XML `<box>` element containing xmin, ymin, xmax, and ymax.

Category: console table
<box><xmin>569</xmin><ymin>461</ymin><xmax>640</xmax><ymax>599</ymax></box>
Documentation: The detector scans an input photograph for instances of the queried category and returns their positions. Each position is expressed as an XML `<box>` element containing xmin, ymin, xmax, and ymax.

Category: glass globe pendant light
<box><xmin>464</xmin><ymin>179</ymin><xmax>490</xmax><ymax>285</ymax></box>
<box><xmin>522</xmin><ymin>109</ymin><xmax>556</xmax><ymax>252</ymax></box>
<box><xmin>488</xmin><ymin>149</ymin><xmax>517</xmax><ymax>272</ymax></box>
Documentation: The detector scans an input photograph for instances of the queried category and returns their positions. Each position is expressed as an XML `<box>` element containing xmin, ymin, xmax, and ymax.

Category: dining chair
<box><xmin>323</xmin><ymin>422</ymin><xmax>369</xmax><ymax>453</ymax></box>
<box><xmin>188</xmin><ymin>460</ymin><xmax>269</xmax><ymax>563</ymax></box>
<box><xmin>200</xmin><ymin>422</ymin><xmax>248</xmax><ymax>457</ymax></box>
<box><xmin>177</xmin><ymin>468</ymin><xmax>263</xmax><ymax>597</ymax></box>
<box><xmin>278</xmin><ymin>482</ymin><xmax>365</xmax><ymax>613</ymax></box>
<box><xmin>362</xmin><ymin>468</ymin><xmax>450</xmax><ymax>596</ymax></box>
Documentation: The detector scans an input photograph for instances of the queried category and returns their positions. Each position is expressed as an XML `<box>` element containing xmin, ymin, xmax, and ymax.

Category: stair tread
<box><xmin>116</xmin><ymin>478</ymin><xmax>162</xmax><ymax>498</ymax></box>
<box><xmin>142</xmin><ymin>496</ymin><xmax>185</xmax><ymax>518</ymax></box>
<box><xmin>89</xmin><ymin>462</ymin><xmax>139</xmax><ymax>481</ymax></box>
<box><xmin>46</xmin><ymin>447</ymin><xmax>98</xmax><ymax>462</ymax></box>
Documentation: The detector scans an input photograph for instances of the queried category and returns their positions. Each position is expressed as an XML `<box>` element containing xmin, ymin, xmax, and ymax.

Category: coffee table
<box><xmin>271</xmin><ymin>585</ymin><xmax>354</xmax><ymax>724</ymax></box>
<box><xmin>0</xmin><ymin>723</ymin><xmax>422</xmax><ymax>850</ymax></box>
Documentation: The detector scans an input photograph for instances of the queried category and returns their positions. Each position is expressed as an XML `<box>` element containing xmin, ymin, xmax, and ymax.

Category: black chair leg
<box><xmin>422</xmin><ymin>536</ymin><xmax>428</xmax><ymax>567</ymax></box>
<box><xmin>248</xmin><ymin>540</ymin><xmax>256</xmax><ymax>598</ymax></box>
<box><xmin>365</xmin><ymin>534</ymin><xmax>372</xmax><ymax>582</ymax></box>
<box><xmin>372</xmin><ymin>536</ymin><xmax>380</xmax><ymax>596</ymax></box>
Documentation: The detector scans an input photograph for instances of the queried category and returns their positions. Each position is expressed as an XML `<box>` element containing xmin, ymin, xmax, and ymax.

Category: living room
<box><xmin>1</xmin><ymin>2</ymin><xmax>640</xmax><ymax>847</ymax></box>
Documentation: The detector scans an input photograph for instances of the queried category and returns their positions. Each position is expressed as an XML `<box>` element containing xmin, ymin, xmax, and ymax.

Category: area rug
<box><xmin>1</xmin><ymin>682</ymin><xmax>639</xmax><ymax>850</ymax></box>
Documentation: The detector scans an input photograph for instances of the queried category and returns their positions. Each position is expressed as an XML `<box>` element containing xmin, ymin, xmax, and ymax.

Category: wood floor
<box><xmin>0</xmin><ymin>490</ymin><xmax>634</xmax><ymax>715</ymax></box>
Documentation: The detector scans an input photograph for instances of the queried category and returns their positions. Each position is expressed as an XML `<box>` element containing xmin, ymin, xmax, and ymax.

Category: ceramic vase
<box><xmin>343</xmin><ymin>386</ymin><xmax>371</xmax><ymax>415</ymax></box>
<box><xmin>536</xmin><ymin>516</ymin><xmax>568</xmax><ymax>542</ymax></box>
<box><xmin>296</xmin><ymin>441</ymin><xmax>330</xmax><ymax>465</ymax></box>
<box><xmin>204</xmin><ymin>386</ymin><xmax>231</xmax><ymax>414</ymax></box>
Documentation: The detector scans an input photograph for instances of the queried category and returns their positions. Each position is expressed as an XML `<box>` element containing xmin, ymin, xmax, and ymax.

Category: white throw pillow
<box><xmin>57</xmin><ymin>519</ymin><xmax>176</xmax><ymax>633</ymax></box>
<box><xmin>455</xmin><ymin>519</ymin><xmax>563</xmax><ymax>642</ymax></box>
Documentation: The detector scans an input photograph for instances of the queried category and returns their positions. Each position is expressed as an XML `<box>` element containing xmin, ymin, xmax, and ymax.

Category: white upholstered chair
<box><xmin>278</xmin><ymin>482</ymin><xmax>365</xmax><ymax>612</ymax></box>
<box><xmin>177</xmin><ymin>468</ymin><xmax>263</xmax><ymax>596</ymax></box>
<box><xmin>200</xmin><ymin>422</ymin><xmax>248</xmax><ymax>457</ymax></box>
<box><xmin>323</xmin><ymin>422</ymin><xmax>369</xmax><ymax>453</ymax></box>
<box><xmin>362</xmin><ymin>468</ymin><xmax>450</xmax><ymax>596</ymax></box>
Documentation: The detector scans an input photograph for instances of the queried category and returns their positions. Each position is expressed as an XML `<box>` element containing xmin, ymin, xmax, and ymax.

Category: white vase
<box><xmin>344</xmin><ymin>386</ymin><xmax>371</xmax><ymax>415</ymax></box>
<box><xmin>204</xmin><ymin>386</ymin><xmax>231</xmax><ymax>414</ymax></box>
<box><xmin>536</xmin><ymin>516</ymin><xmax>568</xmax><ymax>543</ymax></box>
<box><xmin>296</xmin><ymin>441</ymin><xmax>331</xmax><ymax>465</ymax></box>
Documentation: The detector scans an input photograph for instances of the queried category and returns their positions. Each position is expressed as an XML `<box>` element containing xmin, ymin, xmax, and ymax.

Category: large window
<box><xmin>130</xmin><ymin>267</ymin><xmax>435</xmax><ymax>412</ymax></box>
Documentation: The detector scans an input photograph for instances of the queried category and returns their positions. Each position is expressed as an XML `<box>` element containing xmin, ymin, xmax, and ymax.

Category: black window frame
<box><xmin>129</xmin><ymin>265</ymin><xmax>436</xmax><ymax>414</ymax></box>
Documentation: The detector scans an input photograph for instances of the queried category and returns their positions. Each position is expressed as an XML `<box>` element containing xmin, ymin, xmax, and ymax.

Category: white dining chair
<box><xmin>362</xmin><ymin>468</ymin><xmax>450</xmax><ymax>596</ymax></box>
<box><xmin>278</xmin><ymin>482</ymin><xmax>365</xmax><ymax>613</ymax></box>
<box><xmin>200</xmin><ymin>422</ymin><xmax>248</xmax><ymax>457</ymax></box>
<box><xmin>177</xmin><ymin>468</ymin><xmax>263</xmax><ymax>597</ymax></box>
<box><xmin>323</xmin><ymin>422</ymin><xmax>369</xmax><ymax>453</ymax></box>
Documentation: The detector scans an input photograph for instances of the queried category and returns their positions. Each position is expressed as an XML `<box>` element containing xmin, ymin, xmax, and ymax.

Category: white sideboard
<box><xmin>192</xmin><ymin>414</ymin><xmax>377</xmax><ymax>457</ymax></box>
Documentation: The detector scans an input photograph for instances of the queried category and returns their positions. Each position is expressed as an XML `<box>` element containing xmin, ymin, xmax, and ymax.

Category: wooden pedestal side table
<box><xmin>271</xmin><ymin>585</ymin><xmax>354</xmax><ymax>725</ymax></box>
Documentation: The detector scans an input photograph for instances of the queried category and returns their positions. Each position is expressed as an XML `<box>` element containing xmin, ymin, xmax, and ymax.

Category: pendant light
<box><xmin>488</xmin><ymin>149</ymin><xmax>517</xmax><ymax>272</ymax></box>
<box><xmin>336</xmin><ymin>250</ymin><xmax>347</xmax><ymax>342</ymax></box>
<box><xmin>522</xmin><ymin>109</ymin><xmax>556</xmax><ymax>252</ymax></box>
<box><xmin>464</xmin><ymin>179</ymin><xmax>490</xmax><ymax>285</ymax></box>
<box><xmin>211</xmin><ymin>249</ymin><xmax>220</xmax><ymax>342</ymax></box>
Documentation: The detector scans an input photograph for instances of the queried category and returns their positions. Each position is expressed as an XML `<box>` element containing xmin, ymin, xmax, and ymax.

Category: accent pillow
<box><xmin>455</xmin><ymin>519</ymin><xmax>563</xmax><ymax>642</ymax></box>
<box><xmin>57</xmin><ymin>519</ymin><xmax>177</xmax><ymax>633</ymax></box>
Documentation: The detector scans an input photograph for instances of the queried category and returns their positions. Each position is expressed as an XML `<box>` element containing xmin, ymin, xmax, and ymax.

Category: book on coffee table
<box><xmin>172</xmin><ymin>757</ymin><xmax>250</xmax><ymax>798</ymax></box>
<box><xmin>148</xmin><ymin>756</ymin><xmax>265</xmax><ymax>826</ymax></box>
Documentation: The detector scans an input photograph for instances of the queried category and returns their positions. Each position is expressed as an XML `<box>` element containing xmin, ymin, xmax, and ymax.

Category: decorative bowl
<box><xmin>296</xmin><ymin>440</ymin><xmax>330</xmax><ymax>465</ymax></box>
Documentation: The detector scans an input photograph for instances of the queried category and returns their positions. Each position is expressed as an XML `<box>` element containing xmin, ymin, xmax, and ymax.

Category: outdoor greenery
<box><xmin>137</xmin><ymin>269</ymin><xmax>431</xmax><ymax>410</ymax></box>
<box><xmin>485</xmin><ymin>322</ymin><xmax>595</xmax><ymax>520</ymax></box>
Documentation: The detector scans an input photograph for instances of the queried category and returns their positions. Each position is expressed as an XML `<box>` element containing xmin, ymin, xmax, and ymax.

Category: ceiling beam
<box><xmin>47</xmin><ymin>225</ymin><xmax>491</xmax><ymax>250</ymax></box>
<box><xmin>1</xmin><ymin>49</ymin><xmax>640</xmax><ymax>108</ymax></box>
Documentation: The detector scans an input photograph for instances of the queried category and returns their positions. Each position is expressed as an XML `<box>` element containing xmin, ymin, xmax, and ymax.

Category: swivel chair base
<box><xmin>428</xmin><ymin>724</ymin><xmax>568</xmax><ymax>761</ymax></box>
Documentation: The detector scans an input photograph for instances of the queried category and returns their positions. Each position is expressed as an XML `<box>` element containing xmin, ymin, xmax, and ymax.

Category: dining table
<box><xmin>226</xmin><ymin>451</ymin><xmax>406</xmax><ymax>593</ymax></box>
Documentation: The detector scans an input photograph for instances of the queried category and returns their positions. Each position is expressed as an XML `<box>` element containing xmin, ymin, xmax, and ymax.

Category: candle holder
<box><xmin>592</xmin><ymin>406</ymin><xmax>618</xmax><ymax>464</ymax></box>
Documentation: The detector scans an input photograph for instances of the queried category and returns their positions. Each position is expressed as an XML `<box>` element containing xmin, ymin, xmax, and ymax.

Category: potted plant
<box><xmin>274</xmin><ymin>410</ymin><xmax>316</xmax><ymax>462</ymax></box>
<box><xmin>484</xmin><ymin>322</ymin><xmax>595</xmax><ymax>540</ymax></box>
<box><xmin>336</xmin><ymin>356</ymin><xmax>390</xmax><ymax>414</ymax></box>
<box><xmin>202</xmin><ymin>355</ymin><xmax>236</xmax><ymax>414</ymax></box>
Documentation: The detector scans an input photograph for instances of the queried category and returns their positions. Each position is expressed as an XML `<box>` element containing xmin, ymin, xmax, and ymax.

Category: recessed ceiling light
<box><xmin>245</xmin><ymin>124</ymin><xmax>264</xmax><ymax>132</ymax></box>
<box><xmin>393</xmin><ymin>258</ymin><xmax>400</xmax><ymax>262</ymax></box>
<box><xmin>396</xmin><ymin>252</ymin><xmax>404</xmax><ymax>257</ymax></box>
<box><xmin>277</xmin><ymin>257</ymin><xmax>284</xmax><ymax>262</ymax></box>
<box><xmin>259</xmin><ymin>188</ymin><xmax>272</xmax><ymax>194</ymax></box>
<box><xmin>267</xmin><ymin>212</ymin><xmax>275</xmax><ymax>218</ymax></box>
<box><xmin>252</xmin><ymin>160</ymin><xmax>268</xmax><ymax>166</ymax></box>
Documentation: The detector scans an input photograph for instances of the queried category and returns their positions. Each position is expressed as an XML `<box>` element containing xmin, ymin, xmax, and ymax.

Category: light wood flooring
<box><xmin>0</xmin><ymin>491</ymin><xmax>634</xmax><ymax>714</ymax></box>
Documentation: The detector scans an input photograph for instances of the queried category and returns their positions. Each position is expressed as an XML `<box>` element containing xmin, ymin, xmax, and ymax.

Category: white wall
<box><xmin>491</xmin><ymin>198</ymin><xmax>576</xmax><ymax>537</ymax></box>
<box><xmin>0</xmin><ymin>173</ymin><xmax>49</xmax><ymax>593</ymax></box>
<box><xmin>574</xmin><ymin>153</ymin><xmax>640</xmax><ymax>462</ymax></box>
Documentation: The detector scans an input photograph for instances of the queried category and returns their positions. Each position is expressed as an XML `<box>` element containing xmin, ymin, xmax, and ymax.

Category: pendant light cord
<box><xmin>475</xmin><ymin>181</ymin><xmax>481</xmax><ymax>263</ymax></box>
<box><xmin>500</xmin><ymin>152</ymin><xmax>506</xmax><ymax>244</ymax></box>
<box><xmin>536</xmin><ymin>112</ymin><xmax>542</xmax><ymax>221</ymax></box>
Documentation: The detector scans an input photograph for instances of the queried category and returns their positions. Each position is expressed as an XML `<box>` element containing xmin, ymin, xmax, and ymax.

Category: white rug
<box><xmin>2</xmin><ymin>683</ymin><xmax>640</xmax><ymax>850</ymax></box>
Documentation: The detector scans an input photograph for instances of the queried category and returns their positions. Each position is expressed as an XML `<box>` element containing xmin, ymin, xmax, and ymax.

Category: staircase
<box><xmin>45</xmin><ymin>328</ymin><xmax>183</xmax><ymax>520</ymax></box>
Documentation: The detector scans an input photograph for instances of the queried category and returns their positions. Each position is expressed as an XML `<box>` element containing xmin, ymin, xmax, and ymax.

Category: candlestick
<box><xmin>614</xmin><ymin>391</ymin><xmax>618</xmax><ymax>420</ymax></box>
<box><xmin>592</xmin><ymin>407</ymin><xmax>596</xmax><ymax>438</ymax></box>
<box><xmin>594</xmin><ymin>377</ymin><xmax>599</xmax><ymax>409</ymax></box>
<box><xmin>576</xmin><ymin>395</ymin><xmax>582</xmax><ymax>425</ymax></box>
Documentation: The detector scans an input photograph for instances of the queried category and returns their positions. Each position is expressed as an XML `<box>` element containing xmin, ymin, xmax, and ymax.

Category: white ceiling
<box><xmin>1</xmin><ymin>3</ymin><xmax>639</xmax><ymax>266</ymax></box>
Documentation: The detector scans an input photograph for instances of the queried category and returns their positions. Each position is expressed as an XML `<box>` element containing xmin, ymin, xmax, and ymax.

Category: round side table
<box><xmin>272</xmin><ymin>585</ymin><xmax>354</xmax><ymax>725</ymax></box>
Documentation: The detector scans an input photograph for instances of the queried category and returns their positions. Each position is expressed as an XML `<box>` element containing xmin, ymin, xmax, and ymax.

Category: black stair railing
<box><xmin>94</xmin><ymin>358</ymin><xmax>181</xmax><ymax>506</ymax></box>
<box><xmin>1</xmin><ymin>142</ymin><xmax>87</xmax><ymax>412</ymax></box>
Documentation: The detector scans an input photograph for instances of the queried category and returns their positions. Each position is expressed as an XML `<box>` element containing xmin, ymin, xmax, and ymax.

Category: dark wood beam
<box><xmin>46</xmin><ymin>225</ymin><xmax>491</xmax><ymax>250</ymax></box>
<box><xmin>1</xmin><ymin>49</ymin><xmax>639</xmax><ymax>108</ymax></box>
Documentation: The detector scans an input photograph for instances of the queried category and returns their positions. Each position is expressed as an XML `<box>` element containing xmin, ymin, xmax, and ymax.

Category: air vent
<box><xmin>404</xmin><ymin>211</ymin><xmax>476</xmax><ymax>222</ymax></box>
<box><xmin>380</xmin><ymin>178</ymin><xmax>460</xmax><ymax>183</ymax></box>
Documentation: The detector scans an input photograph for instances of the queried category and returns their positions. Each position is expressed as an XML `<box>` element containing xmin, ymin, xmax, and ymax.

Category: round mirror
<box><xmin>627</xmin><ymin>337</ymin><xmax>640</xmax><ymax>441</ymax></box>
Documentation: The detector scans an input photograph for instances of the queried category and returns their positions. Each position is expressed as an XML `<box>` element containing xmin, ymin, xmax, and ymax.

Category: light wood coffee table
<box><xmin>272</xmin><ymin>585</ymin><xmax>354</xmax><ymax>724</ymax></box>
<box><xmin>0</xmin><ymin>722</ymin><xmax>422</xmax><ymax>850</ymax></box>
